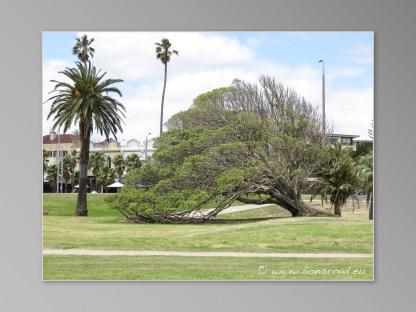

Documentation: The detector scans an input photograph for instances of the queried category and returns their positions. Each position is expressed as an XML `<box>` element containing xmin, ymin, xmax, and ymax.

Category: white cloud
<box><xmin>326</xmin><ymin>87</ymin><xmax>373</xmax><ymax>139</ymax></box>
<box><xmin>340</xmin><ymin>43</ymin><xmax>374</xmax><ymax>65</ymax></box>
<box><xmin>43</xmin><ymin>32</ymin><xmax>373</xmax><ymax>143</ymax></box>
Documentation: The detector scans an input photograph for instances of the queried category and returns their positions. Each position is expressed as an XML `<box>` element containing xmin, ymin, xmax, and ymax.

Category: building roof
<box><xmin>329</xmin><ymin>133</ymin><xmax>360</xmax><ymax>138</ymax></box>
<box><xmin>94</xmin><ymin>138</ymin><xmax>119</xmax><ymax>147</ymax></box>
<box><xmin>43</xmin><ymin>134</ymin><xmax>80</xmax><ymax>144</ymax></box>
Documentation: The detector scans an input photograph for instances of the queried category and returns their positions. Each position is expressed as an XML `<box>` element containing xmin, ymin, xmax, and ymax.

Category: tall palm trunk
<box><xmin>159</xmin><ymin>63</ymin><xmax>167</xmax><ymax>136</ymax></box>
<box><xmin>118</xmin><ymin>170</ymin><xmax>122</xmax><ymax>182</ymax></box>
<box><xmin>76</xmin><ymin>121</ymin><xmax>90</xmax><ymax>216</ymax></box>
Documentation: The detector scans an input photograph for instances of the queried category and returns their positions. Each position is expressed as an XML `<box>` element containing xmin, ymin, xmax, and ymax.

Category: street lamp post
<box><xmin>319</xmin><ymin>59</ymin><xmax>326</xmax><ymax>139</ymax></box>
<box><xmin>49</xmin><ymin>130</ymin><xmax>60</xmax><ymax>193</ymax></box>
<box><xmin>145</xmin><ymin>132</ymin><xmax>151</xmax><ymax>162</ymax></box>
<box><xmin>57</xmin><ymin>129</ymin><xmax>62</xmax><ymax>193</ymax></box>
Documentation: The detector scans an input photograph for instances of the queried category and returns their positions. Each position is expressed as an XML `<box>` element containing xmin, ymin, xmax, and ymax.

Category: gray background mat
<box><xmin>0</xmin><ymin>0</ymin><xmax>415</xmax><ymax>311</ymax></box>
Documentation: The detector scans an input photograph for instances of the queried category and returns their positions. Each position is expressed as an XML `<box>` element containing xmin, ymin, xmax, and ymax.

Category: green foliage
<box><xmin>155</xmin><ymin>38</ymin><xmax>178</xmax><ymax>65</ymax></box>
<box><xmin>96</xmin><ymin>166</ymin><xmax>116</xmax><ymax>192</ymax></box>
<box><xmin>351</xmin><ymin>142</ymin><xmax>371</xmax><ymax>159</ymax></box>
<box><xmin>43</xmin><ymin>150</ymin><xmax>49</xmax><ymax>176</ymax></box>
<box><xmin>62</xmin><ymin>156</ymin><xmax>72</xmax><ymax>183</ymax></box>
<box><xmin>106</xmin><ymin>187</ymin><xmax>210</xmax><ymax>218</ymax></box>
<box><xmin>124</xmin><ymin>163</ymin><xmax>160</xmax><ymax>188</ymax></box>
<box><xmin>315</xmin><ymin>144</ymin><xmax>360</xmax><ymax>216</ymax></box>
<box><xmin>125</xmin><ymin>153</ymin><xmax>142</xmax><ymax>171</ymax></box>
<box><xmin>47</xmin><ymin>61</ymin><xmax>125</xmax><ymax>139</ymax></box>
<box><xmin>357</xmin><ymin>152</ymin><xmax>373</xmax><ymax>190</ymax></box>
<box><xmin>357</xmin><ymin>152</ymin><xmax>373</xmax><ymax>219</ymax></box>
<box><xmin>215</xmin><ymin>168</ymin><xmax>246</xmax><ymax>193</ymax></box>
<box><xmin>72</xmin><ymin>34</ymin><xmax>95</xmax><ymax>63</ymax></box>
<box><xmin>89</xmin><ymin>152</ymin><xmax>106</xmax><ymax>176</ymax></box>
<box><xmin>46</xmin><ymin>164</ymin><xmax>58</xmax><ymax>183</ymax></box>
<box><xmin>112</xmin><ymin>154</ymin><xmax>125</xmax><ymax>180</ymax></box>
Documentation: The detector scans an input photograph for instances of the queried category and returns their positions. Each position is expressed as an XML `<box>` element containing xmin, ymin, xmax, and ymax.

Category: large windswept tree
<box><xmin>108</xmin><ymin>76</ymin><xmax>329</xmax><ymax>223</ymax></box>
<box><xmin>155</xmin><ymin>38</ymin><xmax>178</xmax><ymax>135</ymax></box>
<box><xmin>47</xmin><ymin>40</ymin><xmax>125</xmax><ymax>215</ymax></box>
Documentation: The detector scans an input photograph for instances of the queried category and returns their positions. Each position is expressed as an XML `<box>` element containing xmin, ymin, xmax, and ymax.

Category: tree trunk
<box><xmin>160</xmin><ymin>63</ymin><xmax>168</xmax><ymax>136</ymax></box>
<box><xmin>368</xmin><ymin>191</ymin><xmax>373</xmax><ymax>220</ymax></box>
<box><xmin>334</xmin><ymin>202</ymin><xmax>342</xmax><ymax>216</ymax></box>
<box><xmin>76</xmin><ymin>121</ymin><xmax>90</xmax><ymax>216</ymax></box>
<box><xmin>237</xmin><ymin>193</ymin><xmax>326</xmax><ymax>217</ymax></box>
<box><xmin>71</xmin><ymin>173</ymin><xmax>75</xmax><ymax>193</ymax></box>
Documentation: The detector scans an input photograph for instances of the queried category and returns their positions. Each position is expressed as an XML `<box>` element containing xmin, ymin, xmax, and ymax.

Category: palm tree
<box><xmin>96</xmin><ymin>166</ymin><xmax>116</xmax><ymax>193</ymax></box>
<box><xmin>315</xmin><ymin>144</ymin><xmax>360</xmax><ymax>216</ymax></box>
<box><xmin>43</xmin><ymin>150</ymin><xmax>49</xmax><ymax>184</ymax></box>
<box><xmin>112</xmin><ymin>154</ymin><xmax>125</xmax><ymax>181</ymax></box>
<box><xmin>72</xmin><ymin>35</ymin><xmax>95</xmax><ymax>63</ymax></box>
<box><xmin>47</xmin><ymin>61</ymin><xmax>125</xmax><ymax>216</ymax></box>
<box><xmin>357</xmin><ymin>152</ymin><xmax>373</xmax><ymax>220</ymax></box>
<box><xmin>155</xmin><ymin>38</ymin><xmax>178</xmax><ymax>135</ymax></box>
<box><xmin>125</xmin><ymin>153</ymin><xmax>142</xmax><ymax>171</ymax></box>
<box><xmin>46</xmin><ymin>164</ymin><xmax>58</xmax><ymax>192</ymax></box>
<box><xmin>89</xmin><ymin>152</ymin><xmax>106</xmax><ymax>192</ymax></box>
<box><xmin>62</xmin><ymin>156</ymin><xmax>72</xmax><ymax>193</ymax></box>
<box><xmin>67</xmin><ymin>149</ymin><xmax>79</xmax><ymax>190</ymax></box>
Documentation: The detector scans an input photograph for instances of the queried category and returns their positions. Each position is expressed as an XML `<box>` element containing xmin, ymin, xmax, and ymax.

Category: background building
<box><xmin>328</xmin><ymin>133</ymin><xmax>373</xmax><ymax>150</ymax></box>
<box><xmin>43</xmin><ymin>134</ymin><xmax>155</xmax><ymax>191</ymax></box>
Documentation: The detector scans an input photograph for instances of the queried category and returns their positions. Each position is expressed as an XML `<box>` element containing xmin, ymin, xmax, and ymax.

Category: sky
<box><xmin>42</xmin><ymin>31</ymin><xmax>374</xmax><ymax>143</ymax></box>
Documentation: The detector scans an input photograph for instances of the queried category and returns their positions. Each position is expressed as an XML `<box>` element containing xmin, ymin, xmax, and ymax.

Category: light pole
<box><xmin>49</xmin><ymin>130</ymin><xmax>60</xmax><ymax>193</ymax></box>
<box><xmin>319</xmin><ymin>59</ymin><xmax>326</xmax><ymax>139</ymax></box>
<box><xmin>145</xmin><ymin>132</ymin><xmax>151</xmax><ymax>162</ymax></box>
<box><xmin>57</xmin><ymin>128</ymin><xmax>62</xmax><ymax>193</ymax></box>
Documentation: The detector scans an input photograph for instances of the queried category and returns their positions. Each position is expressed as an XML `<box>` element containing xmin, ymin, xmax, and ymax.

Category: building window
<box><xmin>107</xmin><ymin>157</ymin><xmax>112</xmax><ymax>168</ymax></box>
<box><xmin>341</xmin><ymin>137</ymin><xmax>352</xmax><ymax>145</ymax></box>
<box><xmin>329</xmin><ymin>137</ymin><xmax>338</xmax><ymax>145</ymax></box>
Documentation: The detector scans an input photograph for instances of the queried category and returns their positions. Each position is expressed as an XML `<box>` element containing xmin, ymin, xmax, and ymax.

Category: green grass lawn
<box><xmin>43</xmin><ymin>193</ymin><xmax>119</xmax><ymax>217</ymax></box>
<box><xmin>43</xmin><ymin>194</ymin><xmax>373</xmax><ymax>280</ymax></box>
<box><xmin>43</xmin><ymin>215</ymin><xmax>372</xmax><ymax>253</ymax></box>
<box><xmin>43</xmin><ymin>255</ymin><xmax>373</xmax><ymax>280</ymax></box>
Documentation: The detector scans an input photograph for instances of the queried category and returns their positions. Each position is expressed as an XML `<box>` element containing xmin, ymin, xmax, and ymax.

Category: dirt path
<box><xmin>43</xmin><ymin>249</ymin><xmax>372</xmax><ymax>258</ymax></box>
<box><xmin>218</xmin><ymin>204</ymin><xmax>272</xmax><ymax>214</ymax></box>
